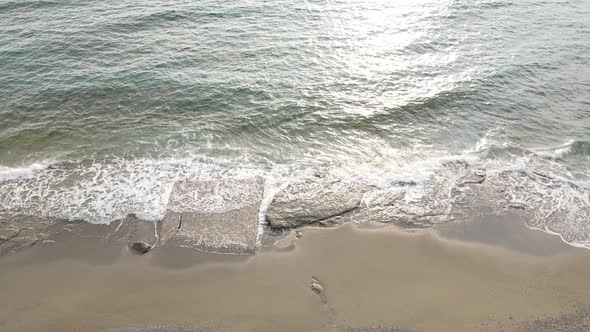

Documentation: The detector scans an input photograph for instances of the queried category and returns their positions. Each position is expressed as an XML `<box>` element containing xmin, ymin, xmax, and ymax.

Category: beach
<box><xmin>1</xmin><ymin>214</ymin><xmax>590</xmax><ymax>332</ymax></box>
<box><xmin>1</xmin><ymin>0</ymin><xmax>590</xmax><ymax>330</ymax></box>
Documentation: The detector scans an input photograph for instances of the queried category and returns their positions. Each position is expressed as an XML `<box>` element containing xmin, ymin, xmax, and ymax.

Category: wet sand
<box><xmin>1</xmin><ymin>215</ymin><xmax>590</xmax><ymax>331</ymax></box>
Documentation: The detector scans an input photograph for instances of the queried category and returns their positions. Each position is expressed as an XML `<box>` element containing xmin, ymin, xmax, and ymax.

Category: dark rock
<box><xmin>160</xmin><ymin>177</ymin><xmax>264</xmax><ymax>254</ymax></box>
<box><xmin>131</xmin><ymin>241</ymin><xmax>152</xmax><ymax>254</ymax></box>
<box><xmin>266</xmin><ymin>177</ymin><xmax>370</xmax><ymax>229</ymax></box>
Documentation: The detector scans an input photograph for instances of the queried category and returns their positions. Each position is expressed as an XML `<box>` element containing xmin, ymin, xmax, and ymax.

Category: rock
<box><xmin>457</xmin><ymin>169</ymin><xmax>486</xmax><ymax>186</ymax></box>
<box><xmin>0</xmin><ymin>215</ymin><xmax>55</xmax><ymax>256</ymax></box>
<box><xmin>106</xmin><ymin>214</ymin><xmax>159</xmax><ymax>246</ymax></box>
<box><xmin>313</xmin><ymin>169</ymin><xmax>329</xmax><ymax>178</ymax></box>
<box><xmin>532</xmin><ymin>171</ymin><xmax>553</xmax><ymax>180</ymax></box>
<box><xmin>310</xmin><ymin>276</ymin><xmax>326</xmax><ymax>303</ymax></box>
<box><xmin>295</xmin><ymin>231</ymin><xmax>303</xmax><ymax>238</ymax></box>
<box><xmin>363</xmin><ymin>188</ymin><xmax>406</xmax><ymax>207</ymax></box>
<box><xmin>317</xmin><ymin>215</ymin><xmax>351</xmax><ymax>226</ymax></box>
<box><xmin>350</xmin><ymin>206</ymin><xmax>447</xmax><ymax>228</ymax></box>
<box><xmin>160</xmin><ymin>177</ymin><xmax>264</xmax><ymax>254</ymax></box>
<box><xmin>510</xmin><ymin>202</ymin><xmax>527</xmax><ymax>210</ymax></box>
<box><xmin>131</xmin><ymin>241</ymin><xmax>152</xmax><ymax>254</ymax></box>
<box><xmin>266</xmin><ymin>177</ymin><xmax>370</xmax><ymax>229</ymax></box>
<box><xmin>0</xmin><ymin>214</ymin><xmax>163</xmax><ymax>257</ymax></box>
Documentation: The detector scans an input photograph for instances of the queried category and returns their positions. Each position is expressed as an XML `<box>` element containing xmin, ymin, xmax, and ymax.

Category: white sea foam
<box><xmin>0</xmin><ymin>161</ymin><xmax>55</xmax><ymax>181</ymax></box>
<box><xmin>532</xmin><ymin>140</ymin><xmax>576</xmax><ymax>159</ymax></box>
<box><xmin>1</xmin><ymin>135</ymin><xmax>589</xmax><ymax>250</ymax></box>
<box><xmin>0</xmin><ymin>156</ymin><xmax>309</xmax><ymax>225</ymax></box>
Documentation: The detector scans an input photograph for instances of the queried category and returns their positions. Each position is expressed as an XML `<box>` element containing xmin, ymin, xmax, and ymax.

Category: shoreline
<box><xmin>1</xmin><ymin>214</ymin><xmax>590</xmax><ymax>331</ymax></box>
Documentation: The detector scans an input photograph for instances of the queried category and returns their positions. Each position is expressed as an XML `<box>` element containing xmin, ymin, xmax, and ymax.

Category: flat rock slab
<box><xmin>0</xmin><ymin>215</ymin><xmax>55</xmax><ymax>256</ymax></box>
<box><xmin>0</xmin><ymin>213</ymin><xmax>160</xmax><ymax>257</ymax></box>
<box><xmin>160</xmin><ymin>177</ymin><xmax>264</xmax><ymax>254</ymax></box>
<box><xmin>266</xmin><ymin>177</ymin><xmax>371</xmax><ymax>229</ymax></box>
<box><xmin>106</xmin><ymin>214</ymin><xmax>158</xmax><ymax>246</ymax></box>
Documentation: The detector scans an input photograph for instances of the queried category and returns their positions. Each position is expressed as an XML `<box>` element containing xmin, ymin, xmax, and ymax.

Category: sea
<box><xmin>0</xmin><ymin>0</ymin><xmax>589</xmax><ymax>247</ymax></box>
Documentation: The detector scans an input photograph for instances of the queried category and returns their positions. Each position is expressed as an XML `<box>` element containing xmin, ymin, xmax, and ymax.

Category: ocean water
<box><xmin>0</xmin><ymin>0</ymin><xmax>589</xmax><ymax>246</ymax></box>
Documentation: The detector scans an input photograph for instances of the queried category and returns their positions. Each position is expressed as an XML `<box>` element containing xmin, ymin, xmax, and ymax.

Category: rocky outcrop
<box><xmin>266</xmin><ymin>177</ymin><xmax>370</xmax><ymax>229</ymax></box>
<box><xmin>0</xmin><ymin>215</ymin><xmax>55</xmax><ymax>256</ymax></box>
<box><xmin>0</xmin><ymin>213</ymin><xmax>163</xmax><ymax>257</ymax></box>
<box><xmin>457</xmin><ymin>168</ymin><xmax>486</xmax><ymax>187</ymax></box>
<box><xmin>351</xmin><ymin>206</ymin><xmax>453</xmax><ymax>228</ymax></box>
<box><xmin>160</xmin><ymin>177</ymin><xmax>264</xmax><ymax>254</ymax></box>
<box><xmin>106</xmin><ymin>214</ymin><xmax>159</xmax><ymax>247</ymax></box>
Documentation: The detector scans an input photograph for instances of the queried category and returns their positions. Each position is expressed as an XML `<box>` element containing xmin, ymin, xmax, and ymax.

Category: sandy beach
<box><xmin>2</xmin><ymin>0</ymin><xmax>590</xmax><ymax>331</ymax></box>
<box><xmin>1</xmin><ymin>214</ymin><xmax>590</xmax><ymax>332</ymax></box>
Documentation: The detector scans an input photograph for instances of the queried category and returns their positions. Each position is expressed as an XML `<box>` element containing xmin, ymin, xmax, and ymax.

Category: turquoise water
<box><xmin>0</xmin><ymin>0</ymin><xmax>589</xmax><ymax>245</ymax></box>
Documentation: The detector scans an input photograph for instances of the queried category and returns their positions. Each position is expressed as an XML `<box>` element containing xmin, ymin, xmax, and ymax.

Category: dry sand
<box><xmin>1</xmin><ymin>215</ymin><xmax>590</xmax><ymax>331</ymax></box>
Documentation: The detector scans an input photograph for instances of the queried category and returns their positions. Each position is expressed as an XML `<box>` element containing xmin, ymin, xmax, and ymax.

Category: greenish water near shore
<box><xmin>0</xmin><ymin>0</ymin><xmax>589</xmax><ymax>246</ymax></box>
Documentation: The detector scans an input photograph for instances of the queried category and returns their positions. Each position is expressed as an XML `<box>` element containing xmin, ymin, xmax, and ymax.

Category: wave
<box><xmin>1</xmin><ymin>135</ymin><xmax>589</xmax><ymax>249</ymax></box>
<box><xmin>529</xmin><ymin>140</ymin><xmax>590</xmax><ymax>158</ymax></box>
<box><xmin>105</xmin><ymin>8</ymin><xmax>246</xmax><ymax>32</ymax></box>
<box><xmin>131</xmin><ymin>10</ymin><xmax>190</xmax><ymax>25</ymax></box>
<box><xmin>569</xmin><ymin>140</ymin><xmax>590</xmax><ymax>156</ymax></box>
<box><xmin>0</xmin><ymin>157</ymin><xmax>273</xmax><ymax>224</ymax></box>
<box><xmin>102</xmin><ymin>10</ymin><xmax>193</xmax><ymax>33</ymax></box>
<box><xmin>0</xmin><ymin>1</ymin><xmax>59</xmax><ymax>13</ymax></box>
<box><xmin>0</xmin><ymin>161</ymin><xmax>56</xmax><ymax>181</ymax></box>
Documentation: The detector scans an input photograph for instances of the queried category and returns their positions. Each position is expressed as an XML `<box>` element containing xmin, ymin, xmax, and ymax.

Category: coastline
<box><xmin>1</xmin><ymin>215</ymin><xmax>590</xmax><ymax>331</ymax></box>
<box><xmin>2</xmin><ymin>0</ymin><xmax>589</xmax><ymax>330</ymax></box>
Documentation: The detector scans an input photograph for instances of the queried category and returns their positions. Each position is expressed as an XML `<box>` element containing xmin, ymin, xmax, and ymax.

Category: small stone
<box><xmin>295</xmin><ymin>231</ymin><xmax>303</xmax><ymax>238</ymax></box>
<box><xmin>131</xmin><ymin>241</ymin><xmax>152</xmax><ymax>254</ymax></box>
<box><xmin>314</xmin><ymin>170</ymin><xmax>327</xmax><ymax>178</ymax></box>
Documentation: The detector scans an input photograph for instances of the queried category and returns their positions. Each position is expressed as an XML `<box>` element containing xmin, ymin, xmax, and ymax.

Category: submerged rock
<box><xmin>106</xmin><ymin>214</ymin><xmax>159</xmax><ymax>246</ymax></box>
<box><xmin>457</xmin><ymin>169</ymin><xmax>486</xmax><ymax>186</ymax></box>
<box><xmin>266</xmin><ymin>177</ymin><xmax>370</xmax><ymax>229</ymax></box>
<box><xmin>0</xmin><ymin>215</ymin><xmax>55</xmax><ymax>256</ymax></box>
<box><xmin>509</xmin><ymin>202</ymin><xmax>527</xmax><ymax>210</ymax></box>
<box><xmin>131</xmin><ymin>241</ymin><xmax>152</xmax><ymax>254</ymax></box>
<box><xmin>363</xmin><ymin>188</ymin><xmax>406</xmax><ymax>207</ymax></box>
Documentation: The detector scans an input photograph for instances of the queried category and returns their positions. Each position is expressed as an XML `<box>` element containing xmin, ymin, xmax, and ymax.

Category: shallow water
<box><xmin>0</xmin><ymin>0</ymin><xmax>589</xmax><ymax>246</ymax></box>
